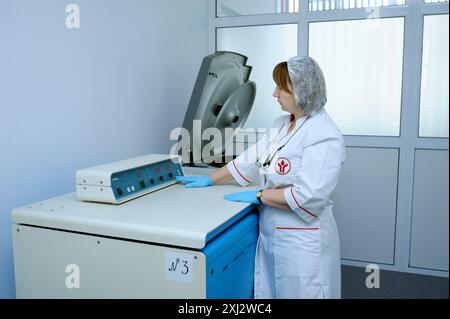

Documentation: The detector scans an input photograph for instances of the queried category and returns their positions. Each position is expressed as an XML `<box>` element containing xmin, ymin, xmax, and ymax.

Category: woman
<box><xmin>177</xmin><ymin>56</ymin><xmax>345</xmax><ymax>299</ymax></box>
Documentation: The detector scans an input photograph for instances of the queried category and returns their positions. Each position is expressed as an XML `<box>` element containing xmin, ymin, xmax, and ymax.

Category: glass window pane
<box><xmin>309</xmin><ymin>0</ymin><xmax>405</xmax><ymax>11</ymax></box>
<box><xmin>309</xmin><ymin>18</ymin><xmax>404</xmax><ymax>136</ymax></box>
<box><xmin>217</xmin><ymin>24</ymin><xmax>297</xmax><ymax>129</ymax></box>
<box><xmin>419</xmin><ymin>14</ymin><xmax>449</xmax><ymax>138</ymax></box>
<box><xmin>217</xmin><ymin>0</ymin><xmax>299</xmax><ymax>17</ymax></box>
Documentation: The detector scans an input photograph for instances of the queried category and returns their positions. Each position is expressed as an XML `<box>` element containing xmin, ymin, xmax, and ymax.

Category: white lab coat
<box><xmin>226</xmin><ymin>108</ymin><xmax>345</xmax><ymax>299</ymax></box>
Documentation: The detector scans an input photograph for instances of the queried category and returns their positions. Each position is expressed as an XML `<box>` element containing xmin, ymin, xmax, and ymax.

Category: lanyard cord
<box><xmin>262</xmin><ymin>115</ymin><xmax>310</xmax><ymax>167</ymax></box>
<box><xmin>254</xmin><ymin>123</ymin><xmax>285</xmax><ymax>167</ymax></box>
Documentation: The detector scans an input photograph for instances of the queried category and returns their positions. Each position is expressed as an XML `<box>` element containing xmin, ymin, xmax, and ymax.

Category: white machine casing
<box><xmin>76</xmin><ymin>154</ymin><xmax>182</xmax><ymax>204</ymax></box>
<box><xmin>11</xmin><ymin>52</ymin><xmax>259</xmax><ymax>299</ymax></box>
<box><xmin>12</xmin><ymin>177</ymin><xmax>258</xmax><ymax>298</ymax></box>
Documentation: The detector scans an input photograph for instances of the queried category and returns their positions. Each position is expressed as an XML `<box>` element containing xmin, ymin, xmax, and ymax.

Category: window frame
<box><xmin>210</xmin><ymin>0</ymin><xmax>449</xmax><ymax>277</ymax></box>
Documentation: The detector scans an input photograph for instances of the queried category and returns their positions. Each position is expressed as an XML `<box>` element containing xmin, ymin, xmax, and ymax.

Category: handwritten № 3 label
<box><xmin>165</xmin><ymin>251</ymin><xmax>194</xmax><ymax>283</ymax></box>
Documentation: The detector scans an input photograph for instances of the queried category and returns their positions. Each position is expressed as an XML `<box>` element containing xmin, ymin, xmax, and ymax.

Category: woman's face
<box><xmin>273</xmin><ymin>82</ymin><xmax>297</xmax><ymax>114</ymax></box>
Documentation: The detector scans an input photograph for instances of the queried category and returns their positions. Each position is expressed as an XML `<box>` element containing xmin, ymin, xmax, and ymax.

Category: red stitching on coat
<box><xmin>232</xmin><ymin>161</ymin><xmax>251</xmax><ymax>184</ymax></box>
<box><xmin>276</xmin><ymin>227</ymin><xmax>320</xmax><ymax>230</ymax></box>
<box><xmin>290</xmin><ymin>187</ymin><xmax>318</xmax><ymax>218</ymax></box>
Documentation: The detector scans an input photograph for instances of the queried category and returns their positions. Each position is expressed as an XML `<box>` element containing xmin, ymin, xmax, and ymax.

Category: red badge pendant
<box><xmin>275</xmin><ymin>157</ymin><xmax>291</xmax><ymax>175</ymax></box>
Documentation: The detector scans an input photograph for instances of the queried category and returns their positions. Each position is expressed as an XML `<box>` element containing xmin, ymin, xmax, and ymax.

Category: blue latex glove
<box><xmin>223</xmin><ymin>190</ymin><xmax>259</xmax><ymax>204</ymax></box>
<box><xmin>175</xmin><ymin>175</ymin><xmax>213</xmax><ymax>188</ymax></box>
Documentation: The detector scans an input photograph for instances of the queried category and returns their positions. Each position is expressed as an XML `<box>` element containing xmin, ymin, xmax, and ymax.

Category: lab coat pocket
<box><xmin>273</xmin><ymin>227</ymin><xmax>324</xmax><ymax>298</ymax></box>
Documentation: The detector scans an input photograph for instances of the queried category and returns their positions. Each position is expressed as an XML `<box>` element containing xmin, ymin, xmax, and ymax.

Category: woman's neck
<box><xmin>288</xmin><ymin>110</ymin><xmax>306</xmax><ymax>134</ymax></box>
<box><xmin>292</xmin><ymin>110</ymin><xmax>306</xmax><ymax>121</ymax></box>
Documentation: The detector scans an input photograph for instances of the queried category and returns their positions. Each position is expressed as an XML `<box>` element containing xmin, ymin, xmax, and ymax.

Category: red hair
<box><xmin>272</xmin><ymin>62</ymin><xmax>292</xmax><ymax>95</ymax></box>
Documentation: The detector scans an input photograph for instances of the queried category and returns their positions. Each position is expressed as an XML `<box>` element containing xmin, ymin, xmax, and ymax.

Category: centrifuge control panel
<box><xmin>76</xmin><ymin>154</ymin><xmax>184</xmax><ymax>204</ymax></box>
<box><xmin>111</xmin><ymin>159</ymin><xmax>183</xmax><ymax>200</ymax></box>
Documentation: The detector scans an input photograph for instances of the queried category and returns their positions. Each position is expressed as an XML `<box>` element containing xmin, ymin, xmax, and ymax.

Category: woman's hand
<box><xmin>223</xmin><ymin>190</ymin><xmax>259</xmax><ymax>204</ymax></box>
<box><xmin>224</xmin><ymin>189</ymin><xmax>292</xmax><ymax>211</ymax></box>
<box><xmin>176</xmin><ymin>176</ymin><xmax>213</xmax><ymax>188</ymax></box>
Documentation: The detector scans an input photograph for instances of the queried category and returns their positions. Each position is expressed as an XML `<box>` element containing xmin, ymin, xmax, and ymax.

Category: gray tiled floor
<box><xmin>342</xmin><ymin>265</ymin><xmax>449</xmax><ymax>299</ymax></box>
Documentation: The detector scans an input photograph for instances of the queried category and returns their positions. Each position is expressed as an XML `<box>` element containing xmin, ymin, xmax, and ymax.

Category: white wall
<box><xmin>0</xmin><ymin>0</ymin><xmax>208</xmax><ymax>298</ymax></box>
